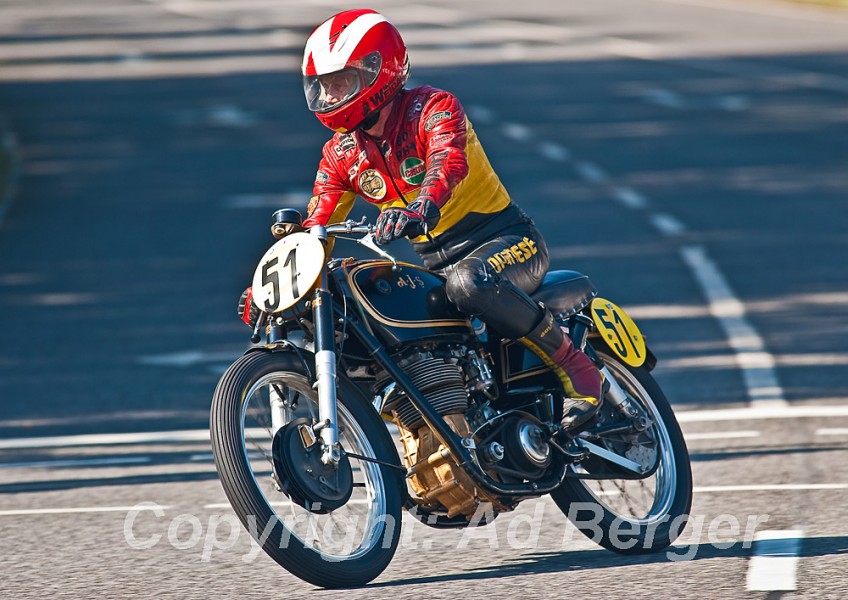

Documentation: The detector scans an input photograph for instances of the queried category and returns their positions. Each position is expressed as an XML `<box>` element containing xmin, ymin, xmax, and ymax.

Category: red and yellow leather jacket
<box><xmin>302</xmin><ymin>85</ymin><xmax>532</xmax><ymax>270</ymax></box>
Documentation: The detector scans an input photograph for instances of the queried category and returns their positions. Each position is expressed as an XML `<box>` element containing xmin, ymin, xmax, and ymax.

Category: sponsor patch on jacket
<box><xmin>400</xmin><ymin>157</ymin><xmax>426</xmax><ymax>185</ymax></box>
<box><xmin>358</xmin><ymin>169</ymin><xmax>387</xmax><ymax>200</ymax></box>
<box><xmin>306</xmin><ymin>196</ymin><xmax>319</xmax><ymax>215</ymax></box>
<box><xmin>315</xmin><ymin>170</ymin><xmax>329</xmax><ymax>185</ymax></box>
<box><xmin>334</xmin><ymin>134</ymin><xmax>356</xmax><ymax>156</ymax></box>
<box><xmin>429</xmin><ymin>132</ymin><xmax>453</xmax><ymax>146</ymax></box>
<box><xmin>424</xmin><ymin>111</ymin><xmax>452</xmax><ymax>132</ymax></box>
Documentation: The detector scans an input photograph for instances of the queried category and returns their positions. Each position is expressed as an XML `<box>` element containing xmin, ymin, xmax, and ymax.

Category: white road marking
<box><xmin>467</xmin><ymin>105</ymin><xmax>496</xmax><ymax>125</ymax></box>
<box><xmin>679</xmin><ymin>245</ymin><xmax>787</xmax><ymax>408</ymax></box>
<box><xmin>203</xmin><ymin>499</ymin><xmax>372</xmax><ymax>510</ymax></box>
<box><xmin>685</xmin><ymin>430</ymin><xmax>760</xmax><ymax>441</ymax></box>
<box><xmin>650</xmin><ymin>213</ymin><xmax>687</xmax><ymax>236</ymax></box>
<box><xmin>120</xmin><ymin>49</ymin><xmax>148</xmax><ymax>67</ymax></box>
<box><xmin>537</xmin><ymin>141</ymin><xmax>571</xmax><ymax>162</ymax></box>
<box><xmin>222</xmin><ymin>191</ymin><xmax>309</xmax><ymax>210</ymax></box>
<box><xmin>604</xmin><ymin>37</ymin><xmax>660</xmax><ymax>60</ymax></box>
<box><xmin>0</xmin><ymin>427</ymin><xmax>269</xmax><ymax>450</ymax></box>
<box><xmin>598</xmin><ymin>484</ymin><xmax>845</xmax><ymax>498</ymax></box>
<box><xmin>574</xmin><ymin>161</ymin><xmax>608</xmax><ymax>184</ymax></box>
<box><xmin>4</xmin><ymin>405</ymin><xmax>848</xmax><ymax>450</ymax></box>
<box><xmin>208</xmin><ymin>104</ymin><xmax>256</xmax><ymax>128</ymax></box>
<box><xmin>0</xmin><ymin>456</ymin><xmax>152</xmax><ymax>469</ymax></box>
<box><xmin>0</xmin><ymin>430</ymin><xmax>211</xmax><ymax>450</ymax></box>
<box><xmin>676</xmin><ymin>405</ymin><xmax>848</xmax><ymax>423</ymax></box>
<box><xmin>662</xmin><ymin>352</ymin><xmax>848</xmax><ymax>370</ymax></box>
<box><xmin>645</xmin><ymin>0</ymin><xmax>848</xmax><ymax>26</ymax></box>
<box><xmin>717</xmin><ymin>95</ymin><xmax>750</xmax><ymax>112</ymax></box>
<box><xmin>642</xmin><ymin>88</ymin><xmax>684</xmax><ymax>109</ymax></box>
<box><xmin>816</xmin><ymin>428</ymin><xmax>848</xmax><ymax>436</ymax></box>
<box><xmin>0</xmin><ymin>505</ymin><xmax>173</xmax><ymax>517</ymax></box>
<box><xmin>612</xmin><ymin>186</ymin><xmax>648</xmax><ymax>210</ymax></box>
<box><xmin>501</xmin><ymin>122</ymin><xmax>532</xmax><ymax>142</ymax></box>
<box><xmin>746</xmin><ymin>529</ymin><xmax>804</xmax><ymax>592</ymax></box>
<box><xmin>697</xmin><ymin>484</ymin><xmax>846</xmax><ymax>493</ymax></box>
<box><xmin>138</xmin><ymin>349</ymin><xmax>242</xmax><ymax>367</ymax></box>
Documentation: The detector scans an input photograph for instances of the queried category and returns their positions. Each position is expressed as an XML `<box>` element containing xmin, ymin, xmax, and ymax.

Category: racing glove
<box><xmin>374</xmin><ymin>199</ymin><xmax>440</xmax><ymax>245</ymax></box>
<box><xmin>237</xmin><ymin>287</ymin><xmax>260</xmax><ymax>328</ymax></box>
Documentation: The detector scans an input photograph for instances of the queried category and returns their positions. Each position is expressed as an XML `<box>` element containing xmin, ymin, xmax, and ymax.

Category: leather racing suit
<box><xmin>303</xmin><ymin>85</ymin><xmax>548</xmax><ymax>310</ymax></box>
<box><xmin>302</xmin><ymin>86</ymin><xmax>601</xmax><ymax>426</ymax></box>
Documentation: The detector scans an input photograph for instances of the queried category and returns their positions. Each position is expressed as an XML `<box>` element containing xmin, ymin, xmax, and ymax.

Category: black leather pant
<box><xmin>439</xmin><ymin>224</ymin><xmax>550</xmax><ymax>339</ymax></box>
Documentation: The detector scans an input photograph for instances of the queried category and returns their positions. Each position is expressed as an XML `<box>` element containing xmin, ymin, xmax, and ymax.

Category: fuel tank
<box><xmin>340</xmin><ymin>261</ymin><xmax>474</xmax><ymax>348</ymax></box>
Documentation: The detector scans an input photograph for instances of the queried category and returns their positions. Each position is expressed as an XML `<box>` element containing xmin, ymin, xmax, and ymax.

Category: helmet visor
<box><xmin>304</xmin><ymin>52</ymin><xmax>383</xmax><ymax>113</ymax></box>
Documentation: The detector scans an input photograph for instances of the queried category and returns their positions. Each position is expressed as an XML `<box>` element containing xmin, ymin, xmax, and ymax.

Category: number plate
<box><xmin>590</xmin><ymin>297</ymin><xmax>646</xmax><ymax>368</ymax></box>
<box><xmin>251</xmin><ymin>232</ymin><xmax>325</xmax><ymax>314</ymax></box>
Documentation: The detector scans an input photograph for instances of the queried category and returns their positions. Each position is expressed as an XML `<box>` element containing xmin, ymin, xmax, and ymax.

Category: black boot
<box><xmin>520</xmin><ymin>310</ymin><xmax>602</xmax><ymax>430</ymax></box>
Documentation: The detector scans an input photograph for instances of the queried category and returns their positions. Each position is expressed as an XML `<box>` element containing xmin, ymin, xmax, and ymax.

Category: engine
<box><xmin>375</xmin><ymin>345</ymin><xmax>556</xmax><ymax>520</ymax></box>
<box><xmin>375</xmin><ymin>346</ymin><xmax>499</xmax><ymax>519</ymax></box>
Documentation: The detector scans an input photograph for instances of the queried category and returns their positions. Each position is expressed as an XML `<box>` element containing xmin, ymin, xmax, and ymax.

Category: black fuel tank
<box><xmin>343</xmin><ymin>261</ymin><xmax>473</xmax><ymax>348</ymax></box>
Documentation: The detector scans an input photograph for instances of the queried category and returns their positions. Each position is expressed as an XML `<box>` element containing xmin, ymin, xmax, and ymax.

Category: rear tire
<box><xmin>551</xmin><ymin>347</ymin><xmax>693</xmax><ymax>554</ymax></box>
<box><xmin>210</xmin><ymin>350</ymin><xmax>403</xmax><ymax>587</ymax></box>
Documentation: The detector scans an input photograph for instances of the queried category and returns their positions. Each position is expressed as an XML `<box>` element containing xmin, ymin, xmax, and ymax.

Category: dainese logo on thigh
<box><xmin>486</xmin><ymin>237</ymin><xmax>538</xmax><ymax>273</ymax></box>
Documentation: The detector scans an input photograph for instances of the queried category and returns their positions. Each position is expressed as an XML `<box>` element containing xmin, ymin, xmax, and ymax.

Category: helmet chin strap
<box><xmin>359</xmin><ymin>109</ymin><xmax>381</xmax><ymax>132</ymax></box>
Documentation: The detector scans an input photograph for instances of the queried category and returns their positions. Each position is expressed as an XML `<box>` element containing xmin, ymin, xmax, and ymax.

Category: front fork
<box><xmin>312</xmin><ymin>286</ymin><xmax>342</xmax><ymax>466</ymax></box>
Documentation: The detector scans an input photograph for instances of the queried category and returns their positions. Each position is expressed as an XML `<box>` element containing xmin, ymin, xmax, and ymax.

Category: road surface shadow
<box><xmin>368</xmin><ymin>536</ymin><xmax>848</xmax><ymax>588</ymax></box>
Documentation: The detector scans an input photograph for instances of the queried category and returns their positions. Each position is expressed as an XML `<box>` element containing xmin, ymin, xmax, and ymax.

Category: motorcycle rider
<box><xmin>242</xmin><ymin>8</ymin><xmax>602</xmax><ymax>430</ymax></box>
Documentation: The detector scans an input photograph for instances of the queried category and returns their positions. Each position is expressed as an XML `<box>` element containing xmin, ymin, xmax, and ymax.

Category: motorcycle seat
<box><xmin>531</xmin><ymin>270</ymin><xmax>597</xmax><ymax>319</ymax></box>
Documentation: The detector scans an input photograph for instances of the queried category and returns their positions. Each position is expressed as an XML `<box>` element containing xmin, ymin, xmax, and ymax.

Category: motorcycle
<box><xmin>210</xmin><ymin>209</ymin><xmax>693</xmax><ymax>588</ymax></box>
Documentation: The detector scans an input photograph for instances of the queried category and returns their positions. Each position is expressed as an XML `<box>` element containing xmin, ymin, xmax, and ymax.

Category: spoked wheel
<box><xmin>210</xmin><ymin>350</ymin><xmax>403</xmax><ymax>588</ymax></box>
<box><xmin>551</xmin><ymin>346</ymin><xmax>693</xmax><ymax>554</ymax></box>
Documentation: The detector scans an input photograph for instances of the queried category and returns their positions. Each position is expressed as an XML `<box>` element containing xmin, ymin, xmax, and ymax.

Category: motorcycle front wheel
<box><xmin>210</xmin><ymin>349</ymin><xmax>403</xmax><ymax>588</ymax></box>
<box><xmin>551</xmin><ymin>345</ymin><xmax>693</xmax><ymax>554</ymax></box>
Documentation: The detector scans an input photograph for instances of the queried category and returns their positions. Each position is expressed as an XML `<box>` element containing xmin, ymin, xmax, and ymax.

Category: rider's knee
<box><xmin>444</xmin><ymin>257</ymin><xmax>497</xmax><ymax>315</ymax></box>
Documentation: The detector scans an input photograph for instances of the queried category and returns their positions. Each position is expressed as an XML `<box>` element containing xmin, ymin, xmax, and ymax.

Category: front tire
<box><xmin>551</xmin><ymin>346</ymin><xmax>693</xmax><ymax>554</ymax></box>
<box><xmin>210</xmin><ymin>350</ymin><xmax>403</xmax><ymax>587</ymax></box>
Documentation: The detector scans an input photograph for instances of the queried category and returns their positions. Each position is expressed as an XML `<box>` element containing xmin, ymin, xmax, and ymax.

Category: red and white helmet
<box><xmin>302</xmin><ymin>9</ymin><xmax>409</xmax><ymax>133</ymax></box>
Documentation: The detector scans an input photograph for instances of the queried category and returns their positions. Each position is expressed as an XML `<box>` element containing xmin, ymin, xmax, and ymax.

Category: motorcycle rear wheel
<box><xmin>210</xmin><ymin>349</ymin><xmax>403</xmax><ymax>587</ymax></box>
<box><xmin>551</xmin><ymin>346</ymin><xmax>693</xmax><ymax>554</ymax></box>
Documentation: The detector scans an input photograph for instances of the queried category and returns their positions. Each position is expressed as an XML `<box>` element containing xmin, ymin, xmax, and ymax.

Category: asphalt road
<box><xmin>1</xmin><ymin>0</ymin><xmax>847</xmax><ymax>598</ymax></box>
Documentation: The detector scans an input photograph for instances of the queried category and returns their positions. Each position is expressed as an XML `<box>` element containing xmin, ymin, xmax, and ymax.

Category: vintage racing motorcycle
<box><xmin>210</xmin><ymin>209</ymin><xmax>693</xmax><ymax>588</ymax></box>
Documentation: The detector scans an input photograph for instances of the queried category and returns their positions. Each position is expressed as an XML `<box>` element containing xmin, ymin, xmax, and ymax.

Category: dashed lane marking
<box><xmin>537</xmin><ymin>141</ymin><xmax>570</xmax><ymax>162</ymax></box>
<box><xmin>685</xmin><ymin>430</ymin><xmax>760</xmax><ymax>441</ymax></box>
<box><xmin>676</xmin><ymin>405</ymin><xmax>848</xmax><ymax>422</ymax></box>
<box><xmin>815</xmin><ymin>428</ymin><xmax>848</xmax><ymax>436</ymax></box>
<box><xmin>746</xmin><ymin>529</ymin><xmax>804</xmax><ymax>592</ymax></box>
<box><xmin>574</xmin><ymin>161</ymin><xmax>608</xmax><ymax>184</ymax></box>
<box><xmin>650</xmin><ymin>213</ymin><xmax>687</xmax><ymax>236</ymax></box>
<box><xmin>4</xmin><ymin>407</ymin><xmax>848</xmax><ymax>450</ymax></box>
<box><xmin>0</xmin><ymin>456</ymin><xmax>152</xmax><ymax>469</ymax></box>
<box><xmin>0</xmin><ymin>505</ymin><xmax>173</xmax><ymax>517</ymax></box>
<box><xmin>698</xmin><ymin>484</ymin><xmax>845</xmax><ymax>493</ymax></box>
<box><xmin>501</xmin><ymin>122</ymin><xmax>532</xmax><ymax>142</ymax></box>
<box><xmin>222</xmin><ymin>192</ymin><xmax>309</xmax><ymax>210</ymax></box>
<box><xmin>680</xmin><ymin>245</ymin><xmax>787</xmax><ymax>408</ymax></box>
<box><xmin>612</xmin><ymin>186</ymin><xmax>648</xmax><ymax>210</ymax></box>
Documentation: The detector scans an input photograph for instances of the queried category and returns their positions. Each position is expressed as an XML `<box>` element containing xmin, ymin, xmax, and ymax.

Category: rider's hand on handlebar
<box><xmin>374</xmin><ymin>199</ymin><xmax>438</xmax><ymax>245</ymax></box>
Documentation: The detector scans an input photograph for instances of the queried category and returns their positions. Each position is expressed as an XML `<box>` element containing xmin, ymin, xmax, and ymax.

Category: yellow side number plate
<box><xmin>590</xmin><ymin>297</ymin><xmax>646</xmax><ymax>368</ymax></box>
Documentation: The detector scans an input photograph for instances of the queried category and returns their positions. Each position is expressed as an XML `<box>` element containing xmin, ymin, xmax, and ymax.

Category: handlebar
<box><xmin>324</xmin><ymin>222</ymin><xmax>372</xmax><ymax>236</ymax></box>
<box><xmin>320</xmin><ymin>220</ymin><xmax>398</xmax><ymax>268</ymax></box>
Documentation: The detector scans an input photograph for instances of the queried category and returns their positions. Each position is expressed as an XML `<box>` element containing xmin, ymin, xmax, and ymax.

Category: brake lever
<box><xmin>357</xmin><ymin>233</ymin><xmax>399</xmax><ymax>271</ymax></box>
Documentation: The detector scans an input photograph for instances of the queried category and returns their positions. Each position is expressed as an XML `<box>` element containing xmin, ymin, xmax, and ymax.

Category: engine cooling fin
<box><xmin>375</xmin><ymin>352</ymin><xmax>468</xmax><ymax>431</ymax></box>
